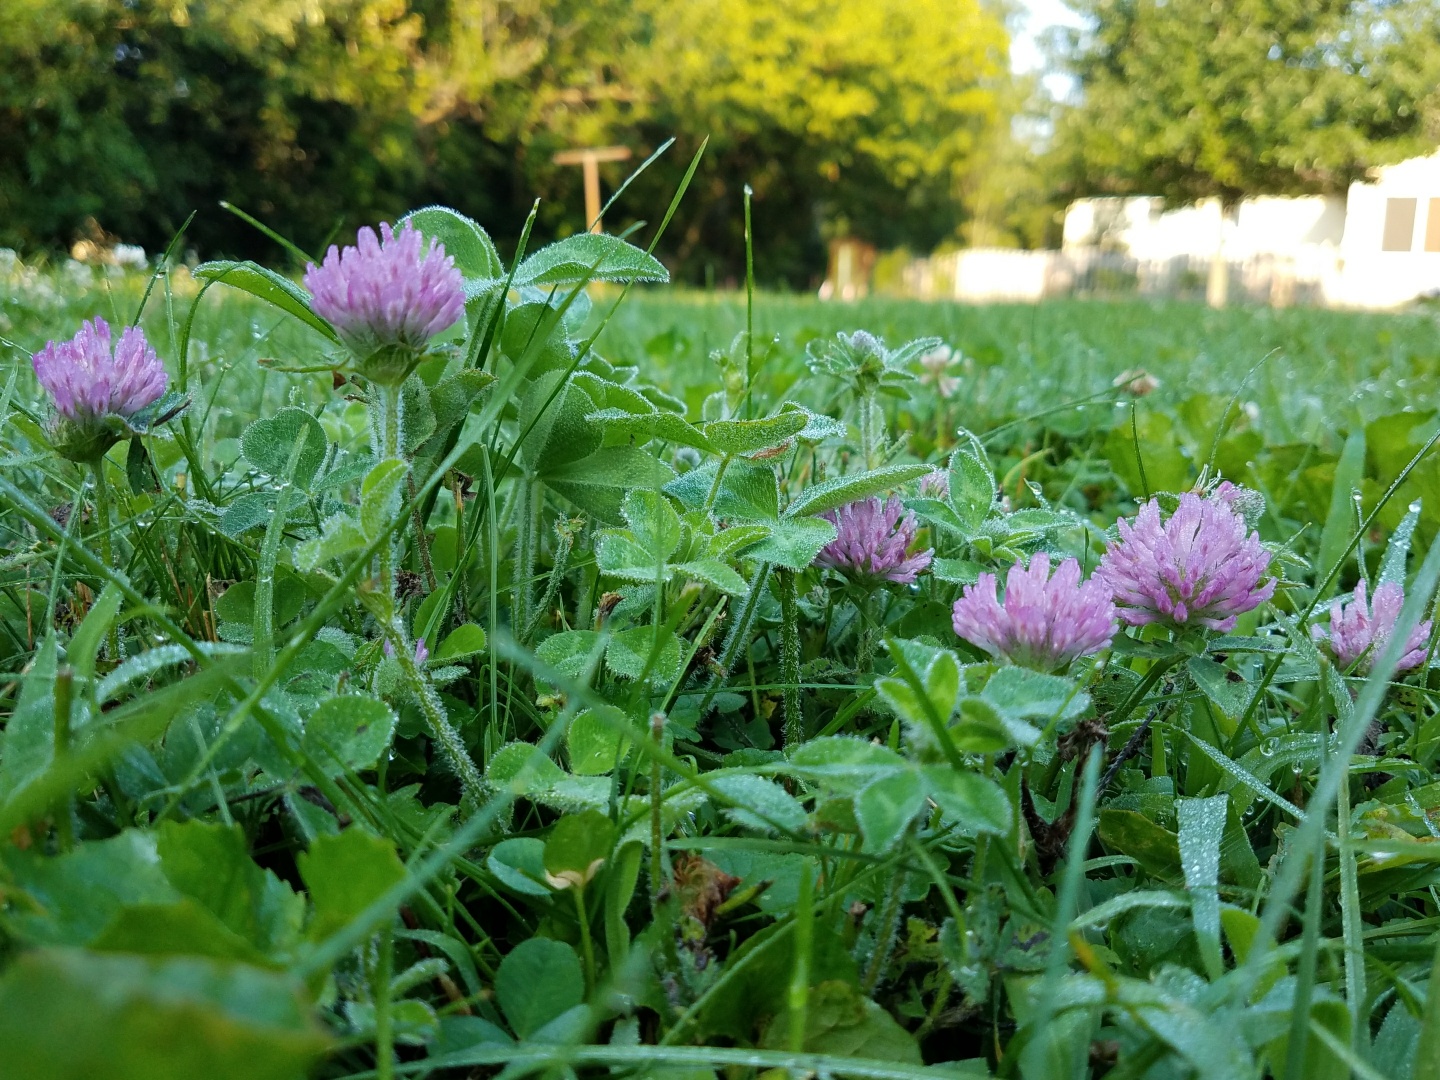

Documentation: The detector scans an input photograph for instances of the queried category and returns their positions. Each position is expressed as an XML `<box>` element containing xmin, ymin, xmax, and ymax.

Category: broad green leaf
<box><xmin>703</xmin><ymin>410</ymin><xmax>809</xmax><ymax>456</ymax></box>
<box><xmin>605</xmin><ymin>627</ymin><xmax>683</xmax><ymax>686</ymax></box>
<box><xmin>708</xmin><ymin>773</ymin><xmax>808</xmax><ymax>834</ymax></box>
<box><xmin>854</xmin><ymin>768</ymin><xmax>926</xmax><ymax>852</ymax></box>
<box><xmin>1176</xmin><ymin>796</ymin><xmax>1227</xmax><ymax>979</ymax></box>
<box><xmin>787</xmin><ymin>737</ymin><xmax>906</xmax><ymax>788</ymax></box>
<box><xmin>156</xmin><ymin>821</ymin><xmax>303</xmax><ymax>957</ymax></box>
<box><xmin>674</xmin><ymin>558</ymin><xmax>750</xmax><ymax>595</ymax></box>
<box><xmin>0</xmin><ymin>948</ymin><xmax>329</xmax><ymax>1080</ymax></box>
<box><xmin>981</xmin><ymin>666</ymin><xmax>1088</xmax><ymax>722</ymax></box>
<box><xmin>360</xmin><ymin>458</ymin><xmax>409</xmax><ymax>539</ymax></box>
<box><xmin>761</xmin><ymin>980</ymin><xmax>921</xmax><ymax>1063</ymax></box>
<box><xmin>434</xmin><ymin>624</ymin><xmax>487</xmax><ymax>662</ymax></box>
<box><xmin>501</xmin><ymin>302</ymin><xmax>574</xmax><ymax>375</ymax></box>
<box><xmin>89</xmin><ymin>900</ymin><xmax>270</xmax><ymax>964</ymax></box>
<box><xmin>194</xmin><ymin>259</ymin><xmax>340</xmax><ymax>344</ymax></box>
<box><xmin>921</xmin><ymin>766</ymin><xmax>1010</xmax><ymax>835</ymax></box>
<box><xmin>514</xmin><ymin>233</ymin><xmax>668</xmax><ymax>287</ymax></box>
<box><xmin>214</xmin><ymin>578</ymin><xmax>305</xmax><ymax>628</ymax></box>
<box><xmin>486</xmin><ymin>742</ymin><xmax>565</xmax><ymax>792</ymax></box>
<box><xmin>495</xmin><ymin>938</ymin><xmax>585</xmax><ymax>1038</ymax></box>
<box><xmin>707</xmin><ymin>523</ymin><xmax>772</xmax><ymax>560</ymax></box>
<box><xmin>947</xmin><ymin>434</ymin><xmax>997</xmax><ymax>533</ymax></box>
<box><xmin>400</xmin><ymin>205</ymin><xmax>503</xmax><ymax>282</ymax></box>
<box><xmin>875</xmin><ymin>640</ymin><xmax>960</xmax><ymax>728</ymax></box>
<box><xmin>713</xmin><ymin>458</ymin><xmax>781</xmax><ymax>521</ymax></box>
<box><xmin>1188</xmin><ymin>656</ymin><xmax>1250</xmax><ymax>720</ymax></box>
<box><xmin>1097</xmin><ymin>809</ymin><xmax>1182</xmax><ymax>879</ymax></box>
<box><xmin>567</xmin><ymin>708</ymin><xmax>630</xmax><ymax>776</ymax></box>
<box><xmin>520</xmin><ymin>371</ymin><xmax>603</xmax><ymax>474</ymax></box>
<box><xmin>297</xmin><ymin>829</ymin><xmax>406</xmax><ymax>942</ymax></box>
<box><xmin>534</xmin><ymin>630</ymin><xmax>605</xmax><ymax>684</ymax></box>
<box><xmin>1</xmin><ymin>830</ymin><xmax>176</xmax><ymax>946</ymax></box>
<box><xmin>784</xmin><ymin>463</ymin><xmax>932</xmax><ymax>518</ymax></box>
<box><xmin>544</xmin><ymin>809</ymin><xmax>617</xmax><ymax>884</ymax></box>
<box><xmin>0</xmin><ymin>634</ymin><xmax>58</xmax><ymax>802</ymax></box>
<box><xmin>219</xmin><ymin>491</ymin><xmax>279</xmax><ymax>537</ymax></box>
<box><xmin>544</xmin><ymin>446</ymin><xmax>675</xmax><ymax>525</ymax></box>
<box><xmin>295</xmin><ymin>514</ymin><xmax>365</xmax><ymax>571</ymax></box>
<box><xmin>487</xmin><ymin>838</ymin><xmax>552</xmax><ymax>897</ymax></box>
<box><xmin>745</xmin><ymin>517</ymin><xmax>837</xmax><ymax>570</ymax></box>
<box><xmin>302</xmin><ymin>695</ymin><xmax>396</xmax><ymax>773</ymax></box>
<box><xmin>595</xmin><ymin>532</ymin><xmax>662</xmax><ymax>583</ymax></box>
<box><xmin>949</xmin><ymin>696</ymin><xmax>1016</xmax><ymax>753</ymax></box>
<box><xmin>587</xmin><ymin>406</ymin><xmax>716</xmax><ymax>452</ymax></box>
<box><xmin>621</xmin><ymin>489</ymin><xmax>683</xmax><ymax>562</ymax></box>
<box><xmin>240</xmin><ymin>408</ymin><xmax>328</xmax><ymax>489</ymax></box>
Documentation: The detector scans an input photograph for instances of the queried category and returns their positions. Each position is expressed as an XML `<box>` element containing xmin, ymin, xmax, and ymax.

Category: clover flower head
<box><xmin>33</xmin><ymin>317</ymin><xmax>166</xmax><ymax>422</ymax></box>
<box><xmin>952</xmin><ymin>553</ymin><xmax>1115</xmax><ymax>671</ymax></box>
<box><xmin>918</xmin><ymin>345</ymin><xmax>960</xmax><ymax>398</ymax></box>
<box><xmin>304</xmin><ymin>221</ymin><xmax>465</xmax><ymax>383</ymax></box>
<box><xmin>815</xmin><ymin>496</ymin><xmax>933</xmax><ymax>584</ymax></box>
<box><xmin>32</xmin><ymin>317</ymin><xmax>167</xmax><ymax>460</ymax></box>
<box><xmin>1098</xmin><ymin>489</ymin><xmax>1274</xmax><ymax>632</ymax></box>
<box><xmin>1314</xmin><ymin>580</ymin><xmax>1431</xmax><ymax>674</ymax></box>
<box><xmin>919</xmin><ymin>469</ymin><xmax>949</xmax><ymax>499</ymax></box>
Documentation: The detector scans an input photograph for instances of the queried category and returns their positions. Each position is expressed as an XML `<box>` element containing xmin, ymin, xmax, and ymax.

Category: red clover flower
<box><xmin>952</xmin><ymin>553</ymin><xmax>1115</xmax><ymax>671</ymax></box>
<box><xmin>1314</xmin><ymin>580</ymin><xmax>1431</xmax><ymax>674</ymax></box>
<box><xmin>1098</xmin><ymin>489</ymin><xmax>1274</xmax><ymax>632</ymax></box>
<box><xmin>815</xmin><ymin>496</ymin><xmax>933</xmax><ymax>584</ymax></box>
<box><xmin>32</xmin><ymin>317</ymin><xmax>167</xmax><ymax>461</ymax></box>
<box><xmin>304</xmin><ymin>221</ymin><xmax>465</xmax><ymax>385</ymax></box>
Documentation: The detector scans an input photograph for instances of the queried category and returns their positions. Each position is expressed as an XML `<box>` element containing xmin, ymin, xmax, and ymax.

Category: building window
<box><xmin>1427</xmin><ymin>199</ymin><xmax>1440</xmax><ymax>253</ymax></box>
<box><xmin>1382</xmin><ymin>197</ymin><xmax>1417</xmax><ymax>251</ymax></box>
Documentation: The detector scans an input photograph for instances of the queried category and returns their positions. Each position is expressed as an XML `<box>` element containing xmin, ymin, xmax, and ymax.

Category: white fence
<box><xmin>894</xmin><ymin>247</ymin><xmax>1427</xmax><ymax>309</ymax></box>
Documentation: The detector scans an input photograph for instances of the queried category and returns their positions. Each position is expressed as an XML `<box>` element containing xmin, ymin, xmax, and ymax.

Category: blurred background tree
<box><xmin>1049</xmin><ymin>0</ymin><xmax>1440</xmax><ymax>207</ymax></box>
<box><xmin>0</xmin><ymin>0</ymin><xmax>1010</xmax><ymax>286</ymax></box>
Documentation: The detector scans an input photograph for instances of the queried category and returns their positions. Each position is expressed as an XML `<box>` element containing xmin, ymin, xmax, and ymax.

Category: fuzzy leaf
<box><xmin>515</xmin><ymin>234</ymin><xmax>668</xmax><ymax>287</ymax></box>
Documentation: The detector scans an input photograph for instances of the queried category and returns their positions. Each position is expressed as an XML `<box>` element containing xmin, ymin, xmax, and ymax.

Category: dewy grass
<box><xmin>4</xmin><ymin>201</ymin><xmax>1440</xmax><ymax>1080</ymax></box>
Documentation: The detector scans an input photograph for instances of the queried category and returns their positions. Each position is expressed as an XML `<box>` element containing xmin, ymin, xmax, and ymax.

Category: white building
<box><xmin>1061</xmin><ymin>151</ymin><xmax>1440</xmax><ymax>308</ymax></box>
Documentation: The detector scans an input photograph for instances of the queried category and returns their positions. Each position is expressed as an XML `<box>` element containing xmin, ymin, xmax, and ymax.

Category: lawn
<box><xmin>3</xmin><ymin>238</ymin><xmax>1440</xmax><ymax>1080</ymax></box>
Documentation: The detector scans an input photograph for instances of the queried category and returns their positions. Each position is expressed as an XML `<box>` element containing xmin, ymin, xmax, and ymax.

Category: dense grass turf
<box><xmin>4</xmin><ymin>247</ymin><xmax>1440</xmax><ymax>1079</ymax></box>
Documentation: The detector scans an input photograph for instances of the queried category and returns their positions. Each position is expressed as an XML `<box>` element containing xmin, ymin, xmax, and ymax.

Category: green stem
<box><xmin>374</xmin><ymin>923</ymin><xmax>395</xmax><ymax>1080</ymax></box>
<box><xmin>861</xmin><ymin>863</ymin><xmax>907</xmax><ymax>995</ymax></box>
<box><xmin>53</xmin><ymin>666</ymin><xmax>73</xmax><ymax>852</ymax></box>
<box><xmin>408</xmin><ymin>474</ymin><xmax>437</xmax><ymax>593</ymax></box>
<box><xmin>515</xmin><ymin>477</ymin><xmax>541</xmax><ymax>635</ymax></box>
<box><xmin>574</xmin><ymin>886</ymin><xmax>596</xmax><ymax>996</ymax></box>
<box><xmin>702</xmin><ymin>455</ymin><xmax>732</xmax><ymax>514</ymax></box>
<box><xmin>390</xmin><ymin>627</ymin><xmax>485</xmax><ymax>804</ymax></box>
<box><xmin>375</xmin><ymin>382</ymin><xmax>404</xmax><ymax>597</ymax></box>
<box><xmin>698</xmin><ymin>562</ymin><xmax>771</xmax><ymax>715</ymax></box>
<box><xmin>787</xmin><ymin>863</ymin><xmax>814</xmax><ymax>1055</ymax></box>
<box><xmin>778</xmin><ymin>569</ymin><xmax>803</xmax><ymax>750</ymax></box>
<box><xmin>90</xmin><ymin>459</ymin><xmax>119</xmax><ymax>660</ymax></box>
<box><xmin>524</xmin><ymin>517</ymin><xmax>576</xmax><ymax>643</ymax></box>
<box><xmin>858</xmin><ymin>390</ymin><xmax>878</xmax><ymax>470</ymax></box>
<box><xmin>253</xmin><ymin>435</ymin><xmax>308</xmax><ymax>681</ymax></box>
<box><xmin>650</xmin><ymin>712</ymin><xmax>666</xmax><ymax>908</ymax></box>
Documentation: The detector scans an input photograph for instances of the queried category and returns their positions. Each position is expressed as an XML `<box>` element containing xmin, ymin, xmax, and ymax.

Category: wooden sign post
<box><xmin>552</xmin><ymin>145</ymin><xmax>632</xmax><ymax>233</ymax></box>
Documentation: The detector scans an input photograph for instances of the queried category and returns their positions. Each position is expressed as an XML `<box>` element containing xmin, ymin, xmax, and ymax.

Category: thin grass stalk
<box><xmin>778</xmin><ymin>568</ymin><xmax>803</xmax><ymax>750</ymax></box>
<box><xmin>89</xmin><ymin>459</ymin><xmax>120</xmax><ymax>659</ymax></box>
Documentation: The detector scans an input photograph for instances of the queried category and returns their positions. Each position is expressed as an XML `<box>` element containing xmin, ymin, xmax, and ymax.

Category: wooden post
<box><xmin>552</xmin><ymin>146</ymin><xmax>633</xmax><ymax>233</ymax></box>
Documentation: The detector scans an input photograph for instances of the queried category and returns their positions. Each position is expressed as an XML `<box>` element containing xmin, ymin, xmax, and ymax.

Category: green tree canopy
<box><xmin>0</xmin><ymin>0</ymin><xmax>1011</xmax><ymax>284</ymax></box>
<box><xmin>1050</xmin><ymin>0</ymin><xmax>1440</xmax><ymax>206</ymax></box>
